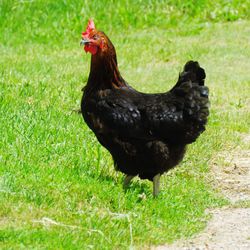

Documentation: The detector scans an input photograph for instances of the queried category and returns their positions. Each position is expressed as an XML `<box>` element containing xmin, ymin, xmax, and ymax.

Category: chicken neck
<box><xmin>85</xmin><ymin>52</ymin><xmax>127</xmax><ymax>94</ymax></box>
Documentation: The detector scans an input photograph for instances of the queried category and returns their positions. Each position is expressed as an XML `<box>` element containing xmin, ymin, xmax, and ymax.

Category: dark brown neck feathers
<box><xmin>85</xmin><ymin>47</ymin><xmax>127</xmax><ymax>94</ymax></box>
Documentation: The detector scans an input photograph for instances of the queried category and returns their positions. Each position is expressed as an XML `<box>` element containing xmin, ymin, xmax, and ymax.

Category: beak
<box><xmin>80</xmin><ymin>38</ymin><xmax>90</xmax><ymax>46</ymax></box>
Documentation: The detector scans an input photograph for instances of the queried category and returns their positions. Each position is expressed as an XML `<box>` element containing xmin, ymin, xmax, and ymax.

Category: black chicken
<box><xmin>80</xmin><ymin>20</ymin><xmax>209</xmax><ymax>196</ymax></box>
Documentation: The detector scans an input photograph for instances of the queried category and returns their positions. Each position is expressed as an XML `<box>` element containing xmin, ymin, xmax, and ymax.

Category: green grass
<box><xmin>1</xmin><ymin>0</ymin><xmax>250</xmax><ymax>249</ymax></box>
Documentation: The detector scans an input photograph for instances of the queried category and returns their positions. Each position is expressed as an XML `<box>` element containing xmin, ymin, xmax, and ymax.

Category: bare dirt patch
<box><xmin>154</xmin><ymin>208</ymin><xmax>250</xmax><ymax>250</ymax></box>
<box><xmin>213</xmin><ymin>149</ymin><xmax>250</xmax><ymax>202</ymax></box>
<box><xmin>153</xmin><ymin>137</ymin><xmax>250</xmax><ymax>250</ymax></box>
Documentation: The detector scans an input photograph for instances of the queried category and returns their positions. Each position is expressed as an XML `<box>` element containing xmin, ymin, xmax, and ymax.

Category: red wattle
<box><xmin>84</xmin><ymin>44</ymin><xmax>98</xmax><ymax>55</ymax></box>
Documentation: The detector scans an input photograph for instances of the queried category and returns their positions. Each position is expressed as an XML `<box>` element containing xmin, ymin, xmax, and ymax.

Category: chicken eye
<box><xmin>92</xmin><ymin>34</ymin><xmax>98</xmax><ymax>40</ymax></box>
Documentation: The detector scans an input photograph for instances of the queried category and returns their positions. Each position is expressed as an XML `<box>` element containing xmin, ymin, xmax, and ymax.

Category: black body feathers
<box><xmin>81</xmin><ymin>32</ymin><xmax>209</xmax><ymax>181</ymax></box>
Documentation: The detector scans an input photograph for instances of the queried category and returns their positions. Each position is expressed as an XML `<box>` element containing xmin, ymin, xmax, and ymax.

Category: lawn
<box><xmin>0</xmin><ymin>1</ymin><xmax>250</xmax><ymax>249</ymax></box>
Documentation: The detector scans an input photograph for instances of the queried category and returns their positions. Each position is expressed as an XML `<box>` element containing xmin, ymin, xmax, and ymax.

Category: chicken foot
<box><xmin>153</xmin><ymin>174</ymin><xmax>161</xmax><ymax>197</ymax></box>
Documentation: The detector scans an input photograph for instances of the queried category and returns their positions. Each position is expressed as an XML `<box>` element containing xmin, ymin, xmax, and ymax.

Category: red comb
<box><xmin>82</xmin><ymin>19</ymin><xmax>95</xmax><ymax>38</ymax></box>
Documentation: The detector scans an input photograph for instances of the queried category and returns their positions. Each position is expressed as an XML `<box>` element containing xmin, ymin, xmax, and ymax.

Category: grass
<box><xmin>1</xmin><ymin>0</ymin><xmax>250</xmax><ymax>249</ymax></box>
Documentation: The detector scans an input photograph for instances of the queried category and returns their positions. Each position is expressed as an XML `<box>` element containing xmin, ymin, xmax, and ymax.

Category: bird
<box><xmin>80</xmin><ymin>19</ymin><xmax>209</xmax><ymax>196</ymax></box>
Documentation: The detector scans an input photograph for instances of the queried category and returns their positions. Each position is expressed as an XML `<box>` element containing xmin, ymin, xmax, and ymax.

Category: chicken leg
<box><xmin>123</xmin><ymin>175</ymin><xmax>135</xmax><ymax>189</ymax></box>
<box><xmin>153</xmin><ymin>174</ymin><xmax>161</xmax><ymax>197</ymax></box>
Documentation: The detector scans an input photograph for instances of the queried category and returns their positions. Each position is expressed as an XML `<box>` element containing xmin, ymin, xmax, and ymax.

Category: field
<box><xmin>0</xmin><ymin>1</ymin><xmax>250</xmax><ymax>249</ymax></box>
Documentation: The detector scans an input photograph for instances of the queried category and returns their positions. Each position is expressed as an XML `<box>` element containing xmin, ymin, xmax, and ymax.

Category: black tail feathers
<box><xmin>173</xmin><ymin>61</ymin><xmax>206</xmax><ymax>90</ymax></box>
<box><xmin>171</xmin><ymin>61</ymin><xmax>210</xmax><ymax>143</ymax></box>
<box><xmin>182</xmin><ymin>61</ymin><xmax>206</xmax><ymax>85</ymax></box>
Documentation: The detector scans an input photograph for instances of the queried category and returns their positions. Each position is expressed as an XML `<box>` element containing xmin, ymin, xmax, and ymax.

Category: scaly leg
<box><xmin>123</xmin><ymin>175</ymin><xmax>135</xmax><ymax>189</ymax></box>
<box><xmin>153</xmin><ymin>174</ymin><xmax>161</xmax><ymax>197</ymax></box>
